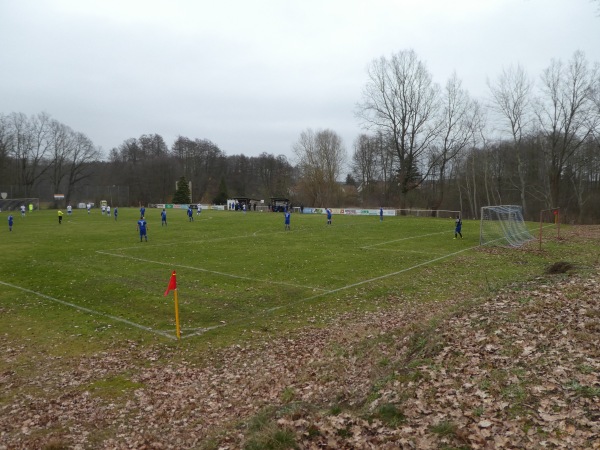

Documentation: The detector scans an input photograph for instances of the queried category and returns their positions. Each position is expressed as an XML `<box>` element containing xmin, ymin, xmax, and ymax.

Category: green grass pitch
<box><xmin>0</xmin><ymin>207</ymin><xmax>575</xmax><ymax>352</ymax></box>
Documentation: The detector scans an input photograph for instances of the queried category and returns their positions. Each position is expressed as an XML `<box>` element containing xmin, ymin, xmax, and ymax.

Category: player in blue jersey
<box><xmin>137</xmin><ymin>216</ymin><xmax>148</xmax><ymax>242</ymax></box>
<box><xmin>161</xmin><ymin>208</ymin><xmax>167</xmax><ymax>226</ymax></box>
<box><xmin>8</xmin><ymin>214</ymin><xmax>14</xmax><ymax>231</ymax></box>
<box><xmin>454</xmin><ymin>215</ymin><xmax>463</xmax><ymax>239</ymax></box>
<box><xmin>187</xmin><ymin>205</ymin><xmax>194</xmax><ymax>222</ymax></box>
<box><xmin>326</xmin><ymin>208</ymin><xmax>332</xmax><ymax>225</ymax></box>
<box><xmin>284</xmin><ymin>211</ymin><xmax>291</xmax><ymax>230</ymax></box>
<box><xmin>114</xmin><ymin>207</ymin><xmax>118</xmax><ymax>221</ymax></box>
<box><xmin>140</xmin><ymin>206</ymin><xmax>146</xmax><ymax>219</ymax></box>
<box><xmin>380</xmin><ymin>207</ymin><xmax>384</xmax><ymax>222</ymax></box>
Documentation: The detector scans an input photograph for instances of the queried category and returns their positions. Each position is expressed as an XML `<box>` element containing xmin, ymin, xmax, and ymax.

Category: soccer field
<box><xmin>0</xmin><ymin>207</ymin><xmax>561</xmax><ymax>345</ymax></box>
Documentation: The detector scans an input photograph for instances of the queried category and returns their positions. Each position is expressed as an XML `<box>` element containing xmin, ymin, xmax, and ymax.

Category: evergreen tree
<box><xmin>213</xmin><ymin>177</ymin><xmax>229</xmax><ymax>205</ymax></box>
<box><xmin>173</xmin><ymin>176</ymin><xmax>191</xmax><ymax>204</ymax></box>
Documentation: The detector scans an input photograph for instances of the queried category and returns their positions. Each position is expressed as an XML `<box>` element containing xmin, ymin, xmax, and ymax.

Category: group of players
<box><xmin>136</xmin><ymin>204</ymin><xmax>204</xmax><ymax>242</ymax></box>
<box><xmin>6</xmin><ymin>204</ymin><xmax>464</xmax><ymax>240</ymax></box>
<box><xmin>6</xmin><ymin>204</ymin><xmax>37</xmax><ymax>231</ymax></box>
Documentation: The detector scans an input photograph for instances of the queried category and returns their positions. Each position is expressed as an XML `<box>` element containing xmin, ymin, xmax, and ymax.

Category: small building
<box><xmin>270</xmin><ymin>197</ymin><xmax>289</xmax><ymax>212</ymax></box>
<box><xmin>231</xmin><ymin>197</ymin><xmax>258</xmax><ymax>211</ymax></box>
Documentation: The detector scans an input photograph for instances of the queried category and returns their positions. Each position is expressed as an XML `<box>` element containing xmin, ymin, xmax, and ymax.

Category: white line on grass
<box><xmin>180</xmin><ymin>325</ymin><xmax>225</xmax><ymax>339</ymax></box>
<box><xmin>263</xmin><ymin>243</ymin><xmax>480</xmax><ymax>312</ymax></box>
<box><xmin>363</xmin><ymin>247</ymin><xmax>449</xmax><ymax>256</ymax></box>
<box><xmin>96</xmin><ymin>251</ymin><xmax>329</xmax><ymax>292</ymax></box>
<box><xmin>193</xmin><ymin>243</ymin><xmax>481</xmax><ymax>335</ymax></box>
<box><xmin>360</xmin><ymin>230</ymin><xmax>449</xmax><ymax>249</ymax></box>
<box><xmin>0</xmin><ymin>280</ymin><xmax>176</xmax><ymax>340</ymax></box>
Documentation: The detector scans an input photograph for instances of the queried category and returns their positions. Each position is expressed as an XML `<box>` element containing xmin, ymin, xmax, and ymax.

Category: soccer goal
<box><xmin>0</xmin><ymin>197</ymin><xmax>40</xmax><ymax>212</ymax></box>
<box><xmin>479</xmin><ymin>205</ymin><xmax>534</xmax><ymax>247</ymax></box>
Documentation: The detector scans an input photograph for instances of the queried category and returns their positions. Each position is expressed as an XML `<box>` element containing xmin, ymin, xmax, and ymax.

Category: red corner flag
<box><xmin>164</xmin><ymin>271</ymin><xmax>177</xmax><ymax>296</ymax></box>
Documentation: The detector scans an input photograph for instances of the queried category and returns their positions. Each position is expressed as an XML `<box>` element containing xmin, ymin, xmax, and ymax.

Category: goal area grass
<box><xmin>0</xmin><ymin>207</ymin><xmax>582</xmax><ymax>357</ymax></box>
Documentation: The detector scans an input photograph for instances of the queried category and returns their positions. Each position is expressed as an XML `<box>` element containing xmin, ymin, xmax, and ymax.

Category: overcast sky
<box><xmin>1</xmin><ymin>0</ymin><xmax>599</xmax><ymax>162</ymax></box>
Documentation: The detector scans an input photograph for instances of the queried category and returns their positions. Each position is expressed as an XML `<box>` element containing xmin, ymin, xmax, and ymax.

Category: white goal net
<box><xmin>0</xmin><ymin>197</ymin><xmax>40</xmax><ymax>212</ymax></box>
<box><xmin>479</xmin><ymin>205</ymin><xmax>534</xmax><ymax>247</ymax></box>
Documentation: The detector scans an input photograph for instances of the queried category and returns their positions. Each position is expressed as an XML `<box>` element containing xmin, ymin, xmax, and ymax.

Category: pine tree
<box><xmin>173</xmin><ymin>176</ymin><xmax>192</xmax><ymax>204</ymax></box>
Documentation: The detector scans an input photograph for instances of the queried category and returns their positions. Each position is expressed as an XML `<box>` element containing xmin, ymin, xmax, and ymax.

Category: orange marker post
<box><xmin>164</xmin><ymin>271</ymin><xmax>181</xmax><ymax>340</ymax></box>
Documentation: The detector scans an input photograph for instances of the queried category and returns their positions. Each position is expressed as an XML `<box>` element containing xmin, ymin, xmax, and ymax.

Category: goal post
<box><xmin>0</xmin><ymin>197</ymin><xmax>40</xmax><ymax>212</ymax></box>
<box><xmin>479</xmin><ymin>205</ymin><xmax>534</xmax><ymax>247</ymax></box>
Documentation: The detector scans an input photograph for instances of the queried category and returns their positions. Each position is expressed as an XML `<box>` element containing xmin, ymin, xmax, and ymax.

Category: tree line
<box><xmin>350</xmin><ymin>49</ymin><xmax>600</xmax><ymax>223</ymax></box>
<box><xmin>0</xmin><ymin>116</ymin><xmax>294</xmax><ymax>208</ymax></box>
<box><xmin>1</xmin><ymin>49</ymin><xmax>599</xmax><ymax>222</ymax></box>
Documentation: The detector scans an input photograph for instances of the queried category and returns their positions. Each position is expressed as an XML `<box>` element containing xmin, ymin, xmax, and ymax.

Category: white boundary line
<box><xmin>0</xmin><ymin>280</ymin><xmax>177</xmax><ymax>340</ymax></box>
<box><xmin>360</xmin><ymin>230</ymin><xmax>449</xmax><ymax>249</ymax></box>
<box><xmin>265</xmin><ymin>244</ymin><xmax>479</xmax><ymax>310</ymax></box>
<box><xmin>364</xmin><ymin>248</ymin><xmax>448</xmax><ymax>255</ymax></box>
<box><xmin>96</xmin><ymin>251</ymin><xmax>329</xmax><ymax>292</ymax></box>
<box><xmin>108</xmin><ymin>225</ymin><xmax>318</xmax><ymax>251</ymax></box>
<box><xmin>188</xmin><ymin>243</ymin><xmax>481</xmax><ymax>337</ymax></box>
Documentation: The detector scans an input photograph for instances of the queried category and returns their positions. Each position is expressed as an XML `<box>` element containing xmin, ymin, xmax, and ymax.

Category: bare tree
<box><xmin>65</xmin><ymin>132</ymin><xmax>100</xmax><ymax>204</ymax></box>
<box><xmin>356</xmin><ymin>49</ymin><xmax>442</xmax><ymax>208</ymax></box>
<box><xmin>293</xmin><ymin>128</ymin><xmax>346</xmax><ymax>207</ymax></box>
<box><xmin>139</xmin><ymin>134</ymin><xmax>169</xmax><ymax>158</ymax></box>
<box><xmin>488</xmin><ymin>64</ymin><xmax>533</xmax><ymax>214</ymax></box>
<box><xmin>0</xmin><ymin>114</ymin><xmax>10</xmax><ymax>183</ymax></box>
<box><xmin>375</xmin><ymin>132</ymin><xmax>398</xmax><ymax>201</ymax></box>
<box><xmin>534</xmin><ymin>51</ymin><xmax>600</xmax><ymax>208</ymax></box>
<box><xmin>256</xmin><ymin>152</ymin><xmax>293</xmax><ymax>198</ymax></box>
<box><xmin>352</xmin><ymin>131</ymin><xmax>397</xmax><ymax>204</ymax></box>
<box><xmin>567</xmin><ymin>138</ymin><xmax>599</xmax><ymax>222</ymax></box>
<box><xmin>430</xmin><ymin>72</ymin><xmax>480</xmax><ymax>210</ymax></box>
<box><xmin>172</xmin><ymin>136</ymin><xmax>225</xmax><ymax>202</ymax></box>
<box><xmin>351</xmin><ymin>134</ymin><xmax>379</xmax><ymax>195</ymax></box>
<box><xmin>5</xmin><ymin>112</ymin><xmax>54</xmax><ymax>196</ymax></box>
<box><xmin>48</xmin><ymin>120</ymin><xmax>75</xmax><ymax>203</ymax></box>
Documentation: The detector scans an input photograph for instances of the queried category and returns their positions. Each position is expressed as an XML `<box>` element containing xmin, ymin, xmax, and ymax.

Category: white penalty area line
<box><xmin>0</xmin><ymin>280</ymin><xmax>177</xmax><ymax>340</ymax></box>
<box><xmin>263</xmin><ymin>243</ymin><xmax>480</xmax><ymax>313</ymax></box>
<box><xmin>96</xmin><ymin>251</ymin><xmax>329</xmax><ymax>292</ymax></box>
<box><xmin>360</xmin><ymin>230</ymin><xmax>449</xmax><ymax>249</ymax></box>
<box><xmin>364</xmin><ymin>247</ymin><xmax>449</xmax><ymax>256</ymax></box>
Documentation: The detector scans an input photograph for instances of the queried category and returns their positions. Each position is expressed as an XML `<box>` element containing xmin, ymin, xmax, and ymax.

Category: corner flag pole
<box><xmin>164</xmin><ymin>271</ymin><xmax>181</xmax><ymax>340</ymax></box>
<box><xmin>173</xmin><ymin>287</ymin><xmax>181</xmax><ymax>340</ymax></box>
